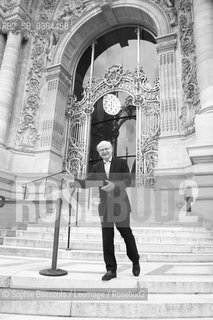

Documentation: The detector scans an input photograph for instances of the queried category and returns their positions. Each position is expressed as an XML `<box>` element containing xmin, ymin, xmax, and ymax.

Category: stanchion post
<box><xmin>75</xmin><ymin>189</ymin><xmax>79</xmax><ymax>226</ymax></box>
<box><xmin>39</xmin><ymin>196</ymin><xmax>68</xmax><ymax>276</ymax></box>
<box><xmin>22</xmin><ymin>185</ymin><xmax>27</xmax><ymax>200</ymax></box>
<box><xmin>66</xmin><ymin>203</ymin><xmax>72</xmax><ymax>250</ymax></box>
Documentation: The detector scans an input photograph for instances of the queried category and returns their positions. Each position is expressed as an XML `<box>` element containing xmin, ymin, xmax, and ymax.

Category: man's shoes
<box><xmin>132</xmin><ymin>264</ymin><xmax>140</xmax><ymax>276</ymax></box>
<box><xmin>102</xmin><ymin>271</ymin><xmax>117</xmax><ymax>281</ymax></box>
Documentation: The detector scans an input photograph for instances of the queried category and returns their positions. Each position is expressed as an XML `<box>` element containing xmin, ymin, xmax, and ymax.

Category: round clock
<box><xmin>103</xmin><ymin>93</ymin><xmax>121</xmax><ymax>115</ymax></box>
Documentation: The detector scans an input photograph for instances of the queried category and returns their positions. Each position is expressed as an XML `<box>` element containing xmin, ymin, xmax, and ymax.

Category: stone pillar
<box><xmin>0</xmin><ymin>33</ymin><xmax>6</xmax><ymax>68</ymax></box>
<box><xmin>193</xmin><ymin>0</ymin><xmax>213</xmax><ymax>143</ymax></box>
<box><xmin>39</xmin><ymin>64</ymin><xmax>71</xmax><ymax>172</ymax></box>
<box><xmin>0</xmin><ymin>31</ymin><xmax>23</xmax><ymax>145</ymax></box>
<box><xmin>187</xmin><ymin>0</ymin><xmax>213</xmax><ymax>225</ymax></box>
<box><xmin>154</xmin><ymin>32</ymin><xmax>190</xmax><ymax>215</ymax></box>
<box><xmin>7</xmin><ymin>38</ymin><xmax>31</xmax><ymax>148</ymax></box>
<box><xmin>155</xmin><ymin>33</ymin><xmax>189</xmax><ymax>172</ymax></box>
<box><xmin>156</xmin><ymin>33</ymin><xmax>178</xmax><ymax>136</ymax></box>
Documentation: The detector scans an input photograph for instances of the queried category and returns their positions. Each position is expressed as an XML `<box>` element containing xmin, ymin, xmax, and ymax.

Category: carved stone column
<box><xmin>0</xmin><ymin>33</ymin><xmax>6</xmax><ymax>68</ymax></box>
<box><xmin>193</xmin><ymin>0</ymin><xmax>213</xmax><ymax>145</ymax></box>
<box><xmin>7</xmin><ymin>38</ymin><xmax>32</xmax><ymax>149</ymax></box>
<box><xmin>187</xmin><ymin>0</ymin><xmax>213</xmax><ymax>225</ymax></box>
<box><xmin>155</xmin><ymin>32</ymin><xmax>191</xmax><ymax>178</ymax></box>
<box><xmin>193</xmin><ymin>0</ymin><xmax>213</xmax><ymax>114</ymax></box>
<box><xmin>190</xmin><ymin>0</ymin><xmax>213</xmax><ymax>145</ymax></box>
<box><xmin>156</xmin><ymin>33</ymin><xmax>179</xmax><ymax>136</ymax></box>
<box><xmin>0</xmin><ymin>31</ymin><xmax>23</xmax><ymax>146</ymax></box>
<box><xmin>39</xmin><ymin>64</ymin><xmax>71</xmax><ymax>171</ymax></box>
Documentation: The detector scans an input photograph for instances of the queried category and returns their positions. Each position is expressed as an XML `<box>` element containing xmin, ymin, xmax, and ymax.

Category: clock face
<box><xmin>103</xmin><ymin>93</ymin><xmax>121</xmax><ymax>115</ymax></box>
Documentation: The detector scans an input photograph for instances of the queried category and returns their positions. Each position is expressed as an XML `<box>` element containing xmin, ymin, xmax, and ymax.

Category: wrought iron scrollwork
<box><xmin>65</xmin><ymin>65</ymin><xmax>160</xmax><ymax>186</ymax></box>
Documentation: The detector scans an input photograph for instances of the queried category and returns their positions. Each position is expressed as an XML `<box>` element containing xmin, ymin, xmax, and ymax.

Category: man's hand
<box><xmin>61</xmin><ymin>169</ymin><xmax>75</xmax><ymax>188</ymax></box>
<box><xmin>101</xmin><ymin>180</ymin><xmax>115</xmax><ymax>192</ymax></box>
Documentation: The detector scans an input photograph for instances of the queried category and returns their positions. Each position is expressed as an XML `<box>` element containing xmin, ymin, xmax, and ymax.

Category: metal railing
<box><xmin>22</xmin><ymin>170</ymin><xmax>65</xmax><ymax>200</ymax></box>
<box><xmin>0</xmin><ymin>169</ymin><xmax>76</xmax><ymax>277</ymax></box>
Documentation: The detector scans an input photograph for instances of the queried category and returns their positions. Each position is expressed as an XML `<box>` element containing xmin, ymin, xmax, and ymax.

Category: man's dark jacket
<box><xmin>74</xmin><ymin>157</ymin><xmax>131</xmax><ymax>222</ymax></box>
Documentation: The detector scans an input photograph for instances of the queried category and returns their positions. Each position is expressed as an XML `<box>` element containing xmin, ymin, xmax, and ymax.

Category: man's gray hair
<box><xmin>96</xmin><ymin>140</ymin><xmax>112</xmax><ymax>151</ymax></box>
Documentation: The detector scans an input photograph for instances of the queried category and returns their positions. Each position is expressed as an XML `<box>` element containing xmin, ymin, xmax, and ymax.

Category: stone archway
<box><xmin>53</xmin><ymin>0</ymin><xmax>172</xmax><ymax>72</ymax></box>
<box><xmin>44</xmin><ymin>0</ymin><xmax>179</xmax><ymax>177</ymax></box>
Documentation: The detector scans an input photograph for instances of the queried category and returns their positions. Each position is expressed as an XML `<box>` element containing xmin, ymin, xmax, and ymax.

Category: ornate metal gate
<box><xmin>65</xmin><ymin>65</ymin><xmax>160</xmax><ymax>187</ymax></box>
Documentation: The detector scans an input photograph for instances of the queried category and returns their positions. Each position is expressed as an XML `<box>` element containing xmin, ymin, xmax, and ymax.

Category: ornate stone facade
<box><xmin>15</xmin><ymin>0</ymin><xmax>58</xmax><ymax>152</ymax></box>
<box><xmin>0</xmin><ymin>0</ymin><xmax>19</xmax><ymax>13</ymax></box>
<box><xmin>151</xmin><ymin>0</ymin><xmax>178</xmax><ymax>26</ymax></box>
<box><xmin>12</xmin><ymin>0</ymin><xmax>86</xmax><ymax>152</ymax></box>
<box><xmin>178</xmin><ymin>0</ymin><xmax>200</xmax><ymax>135</ymax></box>
<box><xmin>0</xmin><ymin>0</ymin><xmax>208</xmax><ymax>190</ymax></box>
<box><xmin>4</xmin><ymin>0</ymin><xmax>174</xmax><ymax>154</ymax></box>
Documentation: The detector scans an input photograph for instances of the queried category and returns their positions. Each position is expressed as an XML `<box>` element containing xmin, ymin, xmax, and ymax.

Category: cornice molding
<box><xmin>156</xmin><ymin>33</ymin><xmax>177</xmax><ymax>52</ymax></box>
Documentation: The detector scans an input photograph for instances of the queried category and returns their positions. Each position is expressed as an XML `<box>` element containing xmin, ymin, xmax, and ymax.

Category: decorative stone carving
<box><xmin>59</xmin><ymin>0</ymin><xmax>86</xmax><ymax>23</ymax></box>
<box><xmin>151</xmin><ymin>0</ymin><xmax>178</xmax><ymax>26</ymax></box>
<box><xmin>1</xmin><ymin>0</ymin><xmax>18</xmax><ymax>13</ymax></box>
<box><xmin>23</xmin><ymin>0</ymin><xmax>30</xmax><ymax>9</ymax></box>
<box><xmin>15</xmin><ymin>0</ymin><xmax>57</xmax><ymax>152</ymax></box>
<box><xmin>43</xmin><ymin>0</ymin><xmax>55</xmax><ymax>10</ymax></box>
<box><xmin>178</xmin><ymin>0</ymin><xmax>200</xmax><ymax>135</ymax></box>
<box><xmin>156</xmin><ymin>33</ymin><xmax>179</xmax><ymax>134</ymax></box>
<box><xmin>46</xmin><ymin>30</ymin><xmax>59</xmax><ymax>62</ymax></box>
<box><xmin>99</xmin><ymin>0</ymin><xmax>112</xmax><ymax>9</ymax></box>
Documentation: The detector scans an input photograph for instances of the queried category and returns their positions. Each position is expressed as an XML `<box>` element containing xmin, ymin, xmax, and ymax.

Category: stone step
<box><xmin>16</xmin><ymin>229</ymin><xmax>103</xmax><ymax>241</ymax></box>
<box><xmin>1</xmin><ymin>317</ymin><xmax>213</xmax><ymax>320</ymax></box>
<box><xmin>26</xmin><ymin>224</ymin><xmax>213</xmax><ymax>234</ymax></box>
<box><xmin>0</xmin><ymin>246</ymin><xmax>213</xmax><ymax>262</ymax></box>
<box><xmin>8</xmin><ymin>270</ymin><xmax>213</xmax><ymax>294</ymax></box>
<box><xmin>0</xmin><ymin>230</ymin><xmax>17</xmax><ymax>237</ymax></box>
<box><xmin>13</xmin><ymin>230</ymin><xmax>213</xmax><ymax>244</ymax></box>
<box><xmin>37</xmin><ymin>218</ymin><xmax>205</xmax><ymax>227</ymax></box>
<box><xmin>0</xmin><ymin>294</ymin><xmax>213</xmax><ymax>317</ymax></box>
<box><xmin>72</xmin><ymin>221</ymin><xmax>205</xmax><ymax>227</ymax></box>
<box><xmin>27</xmin><ymin>221</ymin><xmax>213</xmax><ymax>232</ymax></box>
<box><xmin>1</xmin><ymin>238</ymin><xmax>107</xmax><ymax>251</ymax></box>
<box><xmin>36</xmin><ymin>205</ymin><xmax>204</xmax><ymax>226</ymax></box>
<box><xmin>23</xmin><ymin>228</ymin><xmax>213</xmax><ymax>239</ymax></box>
<box><xmin>2</xmin><ymin>317</ymin><xmax>213</xmax><ymax>320</ymax></box>
<box><xmin>3</xmin><ymin>237</ymin><xmax>213</xmax><ymax>253</ymax></box>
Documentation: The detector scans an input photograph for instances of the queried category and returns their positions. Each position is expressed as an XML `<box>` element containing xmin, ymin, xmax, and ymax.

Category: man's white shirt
<box><xmin>103</xmin><ymin>157</ymin><xmax>112</xmax><ymax>179</ymax></box>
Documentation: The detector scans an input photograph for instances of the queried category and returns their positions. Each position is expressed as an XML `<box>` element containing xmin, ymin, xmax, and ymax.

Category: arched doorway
<box><xmin>65</xmin><ymin>25</ymin><xmax>160</xmax><ymax>187</ymax></box>
<box><xmin>46</xmin><ymin>1</ymin><xmax>178</xmax><ymax>187</ymax></box>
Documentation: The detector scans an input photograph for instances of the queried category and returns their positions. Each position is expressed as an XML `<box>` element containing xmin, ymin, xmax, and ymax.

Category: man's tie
<box><xmin>104</xmin><ymin>160</ymin><xmax>111</xmax><ymax>179</ymax></box>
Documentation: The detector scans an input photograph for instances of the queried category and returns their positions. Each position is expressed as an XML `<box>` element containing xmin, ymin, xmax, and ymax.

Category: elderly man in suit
<box><xmin>72</xmin><ymin>140</ymin><xmax>140</xmax><ymax>281</ymax></box>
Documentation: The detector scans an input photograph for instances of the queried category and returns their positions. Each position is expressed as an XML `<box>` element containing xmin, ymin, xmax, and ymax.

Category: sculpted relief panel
<box><xmin>151</xmin><ymin>0</ymin><xmax>178</xmax><ymax>26</ymax></box>
<box><xmin>12</xmin><ymin>0</ymin><xmax>87</xmax><ymax>152</ymax></box>
<box><xmin>177</xmin><ymin>0</ymin><xmax>200</xmax><ymax>135</ymax></box>
<box><xmin>15</xmin><ymin>0</ymin><xmax>58</xmax><ymax>152</ymax></box>
<box><xmin>0</xmin><ymin>0</ymin><xmax>18</xmax><ymax>13</ymax></box>
<box><xmin>0</xmin><ymin>0</ymin><xmax>33</xmax><ymax>13</ymax></box>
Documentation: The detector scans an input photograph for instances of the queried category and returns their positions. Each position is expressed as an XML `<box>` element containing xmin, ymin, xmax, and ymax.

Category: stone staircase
<box><xmin>0</xmin><ymin>187</ymin><xmax>213</xmax><ymax>318</ymax></box>
<box><xmin>1</xmin><ymin>224</ymin><xmax>213</xmax><ymax>262</ymax></box>
<box><xmin>0</xmin><ymin>221</ymin><xmax>213</xmax><ymax>318</ymax></box>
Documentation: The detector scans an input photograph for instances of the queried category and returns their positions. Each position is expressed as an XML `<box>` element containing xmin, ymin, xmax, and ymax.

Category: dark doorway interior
<box><xmin>88</xmin><ymin>92</ymin><xmax>136</xmax><ymax>173</ymax></box>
